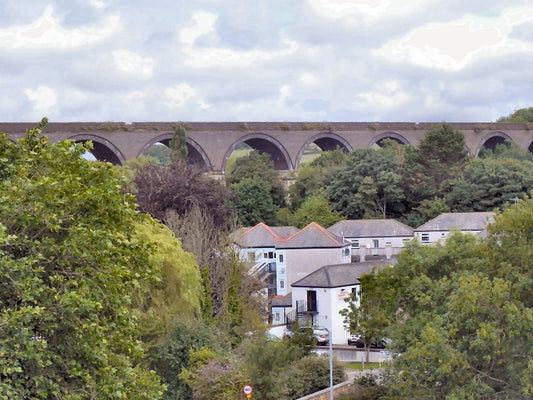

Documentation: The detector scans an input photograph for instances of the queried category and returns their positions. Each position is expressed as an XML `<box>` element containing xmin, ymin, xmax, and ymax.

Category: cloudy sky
<box><xmin>1</xmin><ymin>0</ymin><xmax>533</xmax><ymax>123</ymax></box>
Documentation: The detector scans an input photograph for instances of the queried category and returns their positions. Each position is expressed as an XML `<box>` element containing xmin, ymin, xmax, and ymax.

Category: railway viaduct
<box><xmin>2</xmin><ymin>121</ymin><xmax>533</xmax><ymax>173</ymax></box>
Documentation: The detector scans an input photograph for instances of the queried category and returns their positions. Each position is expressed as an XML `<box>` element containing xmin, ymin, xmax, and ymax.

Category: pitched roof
<box><xmin>291</xmin><ymin>260</ymin><xmax>394</xmax><ymax>288</ymax></box>
<box><xmin>230</xmin><ymin>222</ymin><xmax>299</xmax><ymax>247</ymax></box>
<box><xmin>271</xmin><ymin>292</ymin><xmax>292</xmax><ymax>307</ymax></box>
<box><xmin>328</xmin><ymin>219</ymin><xmax>413</xmax><ymax>238</ymax></box>
<box><xmin>276</xmin><ymin>222</ymin><xmax>346</xmax><ymax>249</ymax></box>
<box><xmin>415</xmin><ymin>212</ymin><xmax>495</xmax><ymax>232</ymax></box>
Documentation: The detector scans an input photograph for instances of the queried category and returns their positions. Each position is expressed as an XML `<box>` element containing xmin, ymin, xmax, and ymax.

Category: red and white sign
<box><xmin>243</xmin><ymin>385</ymin><xmax>253</xmax><ymax>396</ymax></box>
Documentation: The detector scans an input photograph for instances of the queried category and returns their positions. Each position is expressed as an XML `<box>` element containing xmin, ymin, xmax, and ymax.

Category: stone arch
<box><xmin>223</xmin><ymin>133</ymin><xmax>291</xmax><ymax>172</ymax></box>
<box><xmin>68</xmin><ymin>134</ymin><xmax>124</xmax><ymax>165</ymax></box>
<box><xmin>138</xmin><ymin>133</ymin><xmax>211</xmax><ymax>170</ymax></box>
<box><xmin>368</xmin><ymin>132</ymin><xmax>410</xmax><ymax>147</ymax></box>
<box><xmin>295</xmin><ymin>132</ymin><xmax>352</xmax><ymax>169</ymax></box>
<box><xmin>476</xmin><ymin>131</ymin><xmax>513</xmax><ymax>155</ymax></box>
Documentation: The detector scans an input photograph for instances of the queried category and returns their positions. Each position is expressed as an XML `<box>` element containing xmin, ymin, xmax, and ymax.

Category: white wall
<box><xmin>292</xmin><ymin>284</ymin><xmax>358</xmax><ymax>345</ymax></box>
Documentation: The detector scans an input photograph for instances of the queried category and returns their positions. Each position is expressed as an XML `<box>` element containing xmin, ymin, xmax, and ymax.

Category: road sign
<box><xmin>243</xmin><ymin>384</ymin><xmax>253</xmax><ymax>398</ymax></box>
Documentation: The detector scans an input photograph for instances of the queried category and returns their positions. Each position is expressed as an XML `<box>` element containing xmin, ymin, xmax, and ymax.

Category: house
<box><xmin>230</xmin><ymin>223</ymin><xmax>299</xmax><ymax>297</ymax></box>
<box><xmin>289</xmin><ymin>261</ymin><xmax>394</xmax><ymax>344</ymax></box>
<box><xmin>328</xmin><ymin>219</ymin><xmax>413</xmax><ymax>261</ymax></box>
<box><xmin>270</xmin><ymin>293</ymin><xmax>292</xmax><ymax>326</ymax></box>
<box><xmin>414</xmin><ymin>212</ymin><xmax>495</xmax><ymax>244</ymax></box>
<box><xmin>231</xmin><ymin>222</ymin><xmax>351</xmax><ymax>304</ymax></box>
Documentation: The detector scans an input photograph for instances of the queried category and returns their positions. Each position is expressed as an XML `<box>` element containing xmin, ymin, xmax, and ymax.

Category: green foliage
<box><xmin>289</xmin><ymin>149</ymin><xmax>347</xmax><ymax>211</ymax></box>
<box><xmin>446</xmin><ymin>157</ymin><xmax>533</xmax><ymax>212</ymax></box>
<box><xmin>286</xmin><ymin>355</ymin><xmax>346</xmax><ymax>398</ymax></box>
<box><xmin>479</xmin><ymin>140</ymin><xmax>533</xmax><ymax>161</ymax></box>
<box><xmin>242</xmin><ymin>337</ymin><xmax>312</xmax><ymax>400</ymax></box>
<box><xmin>148</xmin><ymin>320</ymin><xmax>226</xmax><ymax>400</ymax></box>
<box><xmin>326</xmin><ymin>147</ymin><xmax>406</xmax><ymax>219</ymax></box>
<box><xmin>341</xmin><ymin>270</ymin><xmax>395</xmax><ymax>362</ymax></box>
<box><xmin>228</xmin><ymin>178</ymin><xmax>279</xmax><ymax>226</ymax></box>
<box><xmin>293</xmin><ymin>192</ymin><xmax>343</xmax><ymax>228</ymax></box>
<box><xmin>364</xmin><ymin>198</ymin><xmax>533</xmax><ymax>398</ymax></box>
<box><xmin>0</xmin><ymin>120</ymin><xmax>164</xmax><ymax>399</ymax></box>
<box><xmin>497</xmin><ymin>106</ymin><xmax>533</xmax><ymax>122</ymax></box>
<box><xmin>131</xmin><ymin>218</ymin><xmax>202</xmax><ymax>346</ymax></box>
<box><xmin>169</xmin><ymin>125</ymin><xmax>188</xmax><ymax>163</ymax></box>
<box><xmin>145</xmin><ymin>144</ymin><xmax>171</xmax><ymax>164</ymax></box>
<box><xmin>225</xmin><ymin>150</ymin><xmax>287</xmax><ymax>208</ymax></box>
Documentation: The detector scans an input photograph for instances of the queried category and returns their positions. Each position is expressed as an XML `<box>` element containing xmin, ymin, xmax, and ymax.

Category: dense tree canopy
<box><xmin>132</xmin><ymin>160</ymin><xmax>234</xmax><ymax>230</ymax></box>
<box><xmin>327</xmin><ymin>145</ymin><xmax>406</xmax><ymax>219</ymax></box>
<box><xmin>349</xmin><ymin>198</ymin><xmax>533</xmax><ymax>398</ymax></box>
<box><xmin>226</xmin><ymin>150</ymin><xmax>287</xmax><ymax>209</ymax></box>
<box><xmin>497</xmin><ymin>106</ymin><xmax>533</xmax><ymax>122</ymax></box>
<box><xmin>0</xmin><ymin>120</ymin><xmax>164</xmax><ymax>399</ymax></box>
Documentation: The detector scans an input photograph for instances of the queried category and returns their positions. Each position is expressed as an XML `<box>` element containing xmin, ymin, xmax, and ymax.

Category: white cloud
<box><xmin>182</xmin><ymin>36</ymin><xmax>299</xmax><ymax>68</ymax></box>
<box><xmin>373</xmin><ymin>7</ymin><xmax>533</xmax><ymax>70</ymax></box>
<box><xmin>178</xmin><ymin>10</ymin><xmax>218</xmax><ymax>46</ymax></box>
<box><xmin>307</xmin><ymin>0</ymin><xmax>439</xmax><ymax>24</ymax></box>
<box><xmin>0</xmin><ymin>5</ymin><xmax>121</xmax><ymax>51</ymax></box>
<box><xmin>24</xmin><ymin>85</ymin><xmax>57</xmax><ymax>117</ymax></box>
<box><xmin>89</xmin><ymin>0</ymin><xmax>108</xmax><ymax>9</ymax></box>
<box><xmin>164</xmin><ymin>83</ymin><xmax>210</xmax><ymax>110</ymax></box>
<box><xmin>112</xmin><ymin>49</ymin><xmax>154</xmax><ymax>78</ymax></box>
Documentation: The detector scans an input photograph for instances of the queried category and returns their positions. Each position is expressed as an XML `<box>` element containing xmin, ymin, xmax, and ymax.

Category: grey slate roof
<box><xmin>276</xmin><ymin>222</ymin><xmax>347</xmax><ymax>249</ymax></box>
<box><xmin>328</xmin><ymin>219</ymin><xmax>413</xmax><ymax>238</ymax></box>
<box><xmin>415</xmin><ymin>212</ymin><xmax>495</xmax><ymax>232</ymax></box>
<box><xmin>291</xmin><ymin>260</ymin><xmax>394</xmax><ymax>288</ymax></box>
<box><xmin>271</xmin><ymin>292</ymin><xmax>292</xmax><ymax>307</ymax></box>
<box><xmin>230</xmin><ymin>223</ymin><xmax>299</xmax><ymax>248</ymax></box>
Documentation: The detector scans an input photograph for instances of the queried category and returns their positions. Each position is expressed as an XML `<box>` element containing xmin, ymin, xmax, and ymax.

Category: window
<box><xmin>279</xmin><ymin>254</ymin><xmax>284</xmax><ymax>263</ymax></box>
<box><xmin>373</xmin><ymin>239</ymin><xmax>379</xmax><ymax>248</ymax></box>
<box><xmin>280</xmin><ymin>280</ymin><xmax>284</xmax><ymax>289</ymax></box>
<box><xmin>344</xmin><ymin>248</ymin><xmax>350</xmax><ymax>256</ymax></box>
<box><xmin>275</xmin><ymin>312</ymin><xmax>280</xmax><ymax>321</ymax></box>
<box><xmin>421</xmin><ymin>233</ymin><xmax>429</xmax><ymax>243</ymax></box>
<box><xmin>351</xmin><ymin>239</ymin><xmax>359</xmax><ymax>249</ymax></box>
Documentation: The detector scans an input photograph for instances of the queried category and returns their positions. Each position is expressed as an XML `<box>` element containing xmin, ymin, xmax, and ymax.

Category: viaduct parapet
<box><xmin>2</xmin><ymin>121</ymin><xmax>532</xmax><ymax>173</ymax></box>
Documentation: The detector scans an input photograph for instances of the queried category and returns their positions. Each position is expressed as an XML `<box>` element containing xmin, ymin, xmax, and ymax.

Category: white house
<box><xmin>414</xmin><ymin>212</ymin><xmax>495</xmax><ymax>244</ymax></box>
<box><xmin>290</xmin><ymin>261</ymin><xmax>393</xmax><ymax>345</ymax></box>
<box><xmin>231</xmin><ymin>222</ymin><xmax>351</xmax><ymax>299</ymax></box>
<box><xmin>328</xmin><ymin>219</ymin><xmax>414</xmax><ymax>261</ymax></box>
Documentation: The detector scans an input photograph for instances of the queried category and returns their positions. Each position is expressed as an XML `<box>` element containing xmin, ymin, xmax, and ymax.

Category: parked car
<box><xmin>311</xmin><ymin>326</ymin><xmax>330</xmax><ymax>346</ymax></box>
<box><xmin>347</xmin><ymin>334</ymin><xmax>388</xmax><ymax>349</ymax></box>
<box><xmin>289</xmin><ymin>325</ymin><xmax>330</xmax><ymax>346</ymax></box>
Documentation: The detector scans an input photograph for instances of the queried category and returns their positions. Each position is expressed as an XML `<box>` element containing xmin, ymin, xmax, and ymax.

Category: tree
<box><xmin>169</xmin><ymin>124</ymin><xmax>188</xmax><ymax>163</ymax></box>
<box><xmin>289</xmin><ymin>148</ymin><xmax>347</xmax><ymax>211</ymax></box>
<box><xmin>228</xmin><ymin>178</ymin><xmax>279</xmax><ymax>226</ymax></box>
<box><xmin>326</xmin><ymin>146</ymin><xmax>406</xmax><ymax>219</ymax></box>
<box><xmin>225</xmin><ymin>150</ymin><xmax>287</xmax><ymax>208</ymax></box>
<box><xmin>132</xmin><ymin>160</ymin><xmax>234</xmax><ymax>230</ymax></box>
<box><xmin>131</xmin><ymin>217</ymin><xmax>203</xmax><ymax>347</ymax></box>
<box><xmin>403</xmin><ymin>123</ymin><xmax>468</xmax><ymax>209</ymax></box>
<box><xmin>497</xmin><ymin>106</ymin><xmax>533</xmax><ymax>122</ymax></box>
<box><xmin>293</xmin><ymin>192</ymin><xmax>343</xmax><ymax>228</ymax></box>
<box><xmin>0</xmin><ymin>120</ymin><xmax>164</xmax><ymax>399</ymax></box>
<box><xmin>446</xmin><ymin>157</ymin><xmax>533</xmax><ymax>212</ymax></box>
<box><xmin>341</xmin><ymin>270</ymin><xmax>394</xmax><ymax>362</ymax></box>
<box><xmin>363</xmin><ymin>199</ymin><xmax>533</xmax><ymax>398</ymax></box>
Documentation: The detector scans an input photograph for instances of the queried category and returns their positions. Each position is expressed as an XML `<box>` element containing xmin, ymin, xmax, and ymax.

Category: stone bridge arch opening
<box><xmin>69</xmin><ymin>134</ymin><xmax>124</xmax><ymax>165</ymax></box>
<box><xmin>369</xmin><ymin>132</ymin><xmax>410</xmax><ymax>148</ymax></box>
<box><xmin>477</xmin><ymin>132</ymin><xmax>512</xmax><ymax>155</ymax></box>
<box><xmin>224</xmin><ymin>134</ymin><xmax>291</xmax><ymax>172</ymax></box>
<box><xmin>296</xmin><ymin>132</ymin><xmax>352</xmax><ymax>168</ymax></box>
<box><xmin>139</xmin><ymin>134</ymin><xmax>211</xmax><ymax>170</ymax></box>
